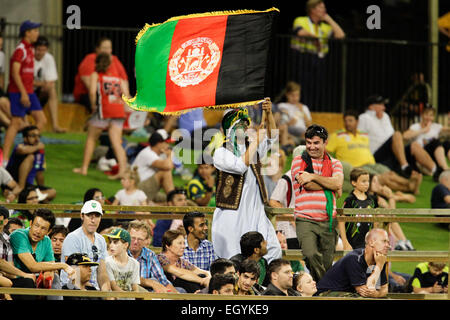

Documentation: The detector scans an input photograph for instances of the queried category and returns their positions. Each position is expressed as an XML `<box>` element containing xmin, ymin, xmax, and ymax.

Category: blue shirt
<box><xmin>128</xmin><ymin>247</ymin><xmax>172</xmax><ymax>287</ymax></box>
<box><xmin>178</xmin><ymin>108</ymin><xmax>206</xmax><ymax>134</ymax></box>
<box><xmin>181</xmin><ymin>238</ymin><xmax>217</xmax><ymax>271</ymax></box>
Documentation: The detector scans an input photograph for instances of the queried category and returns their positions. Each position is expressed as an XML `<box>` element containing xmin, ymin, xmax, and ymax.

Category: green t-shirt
<box><xmin>9</xmin><ymin>227</ymin><xmax>55</xmax><ymax>273</ymax></box>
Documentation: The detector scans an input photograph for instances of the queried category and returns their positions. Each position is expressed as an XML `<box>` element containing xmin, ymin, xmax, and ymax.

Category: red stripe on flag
<box><xmin>164</xmin><ymin>16</ymin><xmax>227</xmax><ymax>112</ymax></box>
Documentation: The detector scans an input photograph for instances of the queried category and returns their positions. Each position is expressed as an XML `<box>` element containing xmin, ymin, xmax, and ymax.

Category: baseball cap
<box><xmin>156</xmin><ymin>129</ymin><xmax>175</xmax><ymax>143</ymax></box>
<box><xmin>66</xmin><ymin>253</ymin><xmax>99</xmax><ymax>266</ymax></box>
<box><xmin>366</xmin><ymin>95</ymin><xmax>389</xmax><ymax>107</ymax></box>
<box><xmin>81</xmin><ymin>200</ymin><xmax>103</xmax><ymax>215</ymax></box>
<box><xmin>103</xmin><ymin>227</ymin><xmax>131</xmax><ymax>245</ymax></box>
<box><xmin>19</xmin><ymin>20</ymin><xmax>42</xmax><ymax>36</ymax></box>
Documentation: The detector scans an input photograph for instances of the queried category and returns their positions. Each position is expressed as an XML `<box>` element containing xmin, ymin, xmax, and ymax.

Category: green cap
<box><xmin>103</xmin><ymin>228</ymin><xmax>131</xmax><ymax>245</ymax></box>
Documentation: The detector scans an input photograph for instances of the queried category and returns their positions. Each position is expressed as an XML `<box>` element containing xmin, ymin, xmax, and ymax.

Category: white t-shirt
<box><xmin>114</xmin><ymin>189</ymin><xmax>147</xmax><ymax>206</ymax></box>
<box><xmin>277</xmin><ymin>102</ymin><xmax>312</xmax><ymax>132</ymax></box>
<box><xmin>408</xmin><ymin>122</ymin><xmax>442</xmax><ymax>147</ymax></box>
<box><xmin>34</xmin><ymin>52</ymin><xmax>58</xmax><ymax>82</ymax></box>
<box><xmin>105</xmin><ymin>255</ymin><xmax>140</xmax><ymax>294</ymax></box>
<box><xmin>132</xmin><ymin>147</ymin><xmax>162</xmax><ymax>181</ymax></box>
<box><xmin>357</xmin><ymin>110</ymin><xmax>395</xmax><ymax>154</ymax></box>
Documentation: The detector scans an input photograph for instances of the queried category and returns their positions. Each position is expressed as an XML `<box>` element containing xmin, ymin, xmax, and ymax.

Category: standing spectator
<box><xmin>185</xmin><ymin>162</ymin><xmax>215</xmax><ymax>207</ymax></box>
<box><xmin>61</xmin><ymin>200</ymin><xmax>111</xmax><ymax>292</ymax></box>
<box><xmin>230</xmin><ymin>231</ymin><xmax>271</xmax><ymax>288</ymax></box>
<box><xmin>73</xmin><ymin>53</ymin><xmax>128</xmax><ymax>179</ymax></box>
<box><xmin>61</xmin><ymin>253</ymin><xmax>100</xmax><ymax>300</ymax></box>
<box><xmin>0</xmin><ymin>32</ymin><xmax>11</xmax><ymax>128</ymax></box>
<box><xmin>0</xmin><ymin>206</ymin><xmax>36</xmax><ymax>300</ymax></box>
<box><xmin>262</xmin><ymin>259</ymin><xmax>299</xmax><ymax>296</ymax></box>
<box><xmin>6</xmin><ymin>125</ymin><xmax>56</xmax><ymax>202</ymax></box>
<box><xmin>33</xmin><ymin>35</ymin><xmax>66</xmax><ymax>133</ymax></box>
<box><xmin>316</xmin><ymin>228</ymin><xmax>390</xmax><ymax>298</ymax></box>
<box><xmin>338</xmin><ymin>168</ymin><xmax>378</xmax><ymax>251</ymax></box>
<box><xmin>234</xmin><ymin>259</ymin><xmax>263</xmax><ymax>295</ymax></box>
<box><xmin>127</xmin><ymin>220</ymin><xmax>177</xmax><ymax>293</ymax></box>
<box><xmin>293</xmin><ymin>271</ymin><xmax>317</xmax><ymax>297</ymax></box>
<box><xmin>132</xmin><ymin>131</ymin><xmax>175</xmax><ymax>204</ymax></box>
<box><xmin>103</xmin><ymin>228</ymin><xmax>140</xmax><ymax>296</ymax></box>
<box><xmin>152</xmin><ymin>188</ymin><xmax>187</xmax><ymax>247</ymax></box>
<box><xmin>212</xmin><ymin>99</ymin><xmax>281</xmax><ymax>263</ymax></box>
<box><xmin>431</xmin><ymin>170</ymin><xmax>450</xmax><ymax>209</ymax></box>
<box><xmin>73</xmin><ymin>37</ymin><xmax>130</xmax><ymax>112</ymax></box>
<box><xmin>290</xmin><ymin>124</ymin><xmax>343</xmax><ymax>281</ymax></box>
<box><xmin>409</xmin><ymin>262</ymin><xmax>448</xmax><ymax>294</ymax></box>
<box><xmin>3</xmin><ymin>20</ymin><xmax>47</xmax><ymax>167</ymax></box>
<box><xmin>48</xmin><ymin>225</ymin><xmax>69</xmax><ymax>262</ymax></box>
<box><xmin>403</xmin><ymin>106</ymin><xmax>449</xmax><ymax>181</ymax></box>
<box><xmin>358</xmin><ymin>95</ymin><xmax>438</xmax><ymax>179</ymax></box>
<box><xmin>182</xmin><ymin>211</ymin><xmax>216</xmax><ymax>271</ymax></box>
<box><xmin>9</xmin><ymin>209</ymin><xmax>75</xmax><ymax>293</ymax></box>
<box><xmin>208</xmin><ymin>273</ymin><xmax>235</xmax><ymax>295</ymax></box>
<box><xmin>157</xmin><ymin>229</ymin><xmax>211</xmax><ymax>293</ymax></box>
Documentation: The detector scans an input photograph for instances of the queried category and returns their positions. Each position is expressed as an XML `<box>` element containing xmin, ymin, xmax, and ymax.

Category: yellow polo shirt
<box><xmin>326</xmin><ymin>129</ymin><xmax>375</xmax><ymax>167</ymax></box>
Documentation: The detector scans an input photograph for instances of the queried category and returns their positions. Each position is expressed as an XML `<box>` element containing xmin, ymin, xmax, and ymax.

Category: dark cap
<box><xmin>66</xmin><ymin>253</ymin><xmax>99</xmax><ymax>266</ymax></box>
<box><xmin>19</xmin><ymin>20</ymin><xmax>41</xmax><ymax>36</ymax></box>
<box><xmin>366</xmin><ymin>95</ymin><xmax>389</xmax><ymax>107</ymax></box>
<box><xmin>148</xmin><ymin>132</ymin><xmax>165</xmax><ymax>147</ymax></box>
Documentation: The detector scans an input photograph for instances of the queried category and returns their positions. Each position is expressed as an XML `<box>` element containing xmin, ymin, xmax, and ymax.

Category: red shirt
<box><xmin>97</xmin><ymin>72</ymin><xmax>125</xmax><ymax>119</ymax></box>
<box><xmin>8</xmin><ymin>40</ymin><xmax>35</xmax><ymax>93</ymax></box>
<box><xmin>73</xmin><ymin>53</ymin><xmax>128</xmax><ymax>102</ymax></box>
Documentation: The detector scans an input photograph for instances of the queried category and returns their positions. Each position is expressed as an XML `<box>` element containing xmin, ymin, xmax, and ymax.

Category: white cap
<box><xmin>156</xmin><ymin>129</ymin><xmax>168</xmax><ymax>140</ymax></box>
<box><xmin>81</xmin><ymin>200</ymin><xmax>103</xmax><ymax>215</ymax></box>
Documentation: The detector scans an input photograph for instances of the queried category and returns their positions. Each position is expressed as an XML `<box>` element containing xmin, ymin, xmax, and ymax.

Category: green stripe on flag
<box><xmin>132</xmin><ymin>20</ymin><xmax>178</xmax><ymax>111</ymax></box>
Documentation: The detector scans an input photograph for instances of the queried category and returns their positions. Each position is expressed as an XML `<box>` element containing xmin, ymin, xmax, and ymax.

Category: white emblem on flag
<box><xmin>168</xmin><ymin>37</ymin><xmax>221</xmax><ymax>87</ymax></box>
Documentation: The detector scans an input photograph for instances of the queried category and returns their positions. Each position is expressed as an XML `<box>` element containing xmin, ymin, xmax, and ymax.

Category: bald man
<box><xmin>316</xmin><ymin>228</ymin><xmax>390</xmax><ymax>297</ymax></box>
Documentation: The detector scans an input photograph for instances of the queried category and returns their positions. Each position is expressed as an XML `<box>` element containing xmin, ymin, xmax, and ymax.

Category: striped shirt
<box><xmin>129</xmin><ymin>247</ymin><xmax>172</xmax><ymax>287</ymax></box>
<box><xmin>182</xmin><ymin>238</ymin><xmax>217</xmax><ymax>271</ymax></box>
<box><xmin>291</xmin><ymin>155</ymin><xmax>343</xmax><ymax>221</ymax></box>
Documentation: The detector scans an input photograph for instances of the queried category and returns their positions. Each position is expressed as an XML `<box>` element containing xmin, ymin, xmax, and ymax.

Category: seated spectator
<box><xmin>196</xmin><ymin>258</ymin><xmax>236</xmax><ymax>294</ymax></box>
<box><xmin>62</xmin><ymin>253</ymin><xmax>101</xmax><ymax>300</ymax></box>
<box><xmin>0</xmin><ymin>32</ymin><xmax>11</xmax><ymax>129</ymax></box>
<box><xmin>208</xmin><ymin>273</ymin><xmax>235</xmax><ymax>295</ymax></box>
<box><xmin>103</xmin><ymin>228</ymin><xmax>140</xmax><ymax>297</ymax></box>
<box><xmin>182</xmin><ymin>211</ymin><xmax>216</xmax><ymax>271</ymax></box>
<box><xmin>276</xmin><ymin>230</ymin><xmax>304</xmax><ymax>273</ymax></box>
<box><xmin>431</xmin><ymin>170</ymin><xmax>450</xmax><ymax>209</ymax></box>
<box><xmin>6</xmin><ymin>125</ymin><xmax>56</xmax><ymax>202</ymax></box>
<box><xmin>127</xmin><ymin>220</ymin><xmax>178</xmax><ymax>293</ymax></box>
<box><xmin>230</xmin><ymin>231</ymin><xmax>271</xmax><ymax>288</ymax></box>
<box><xmin>132</xmin><ymin>131</ymin><xmax>175</xmax><ymax>204</ymax></box>
<box><xmin>157</xmin><ymin>229</ymin><xmax>211</xmax><ymax>293</ymax></box>
<box><xmin>234</xmin><ymin>259</ymin><xmax>264</xmax><ymax>295</ymax></box>
<box><xmin>358</xmin><ymin>95</ymin><xmax>438</xmax><ymax>179</ymax></box>
<box><xmin>9</xmin><ymin>209</ymin><xmax>76</xmax><ymax>296</ymax></box>
<box><xmin>73</xmin><ymin>37</ymin><xmax>130</xmax><ymax>113</ymax></box>
<box><xmin>185</xmin><ymin>162</ymin><xmax>215</xmax><ymax>207</ymax></box>
<box><xmin>403</xmin><ymin>106</ymin><xmax>448</xmax><ymax>181</ymax></box>
<box><xmin>33</xmin><ymin>36</ymin><xmax>66</xmax><ymax>133</ymax></box>
<box><xmin>0</xmin><ymin>167</ymin><xmax>22</xmax><ymax>203</ymax></box>
<box><xmin>327</xmin><ymin>109</ymin><xmax>422</xmax><ymax>195</ymax></box>
<box><xmin>4</xmin><ymin>217</ymin><xmax>24</xmax><ymax>235</ymax></box>
<box><xmin>262</xmin><ymin>259</ymin><xmax>299</xmax><ymax>296</ymax></box>
<box><xmin>316</xmin><ymin>228</ymin><xmax>389</xmax><ymax>298</ymax></box>
<box><xmin>152</xmin><ymin>188</ymin><xmax>187</xmax><ymax>247</ymax></box>
<box><xmin>49</xmin><ymin>225</ymin><xmax>69</xmax><ymax>262</ymax></box>
<box><xmin>9</xmin><ymin>186</ymin><xmax>39</xmax><ymax>228</ymax></box>
<box><xmin>0</xmin><ymin>206</ymin><xmax>36</xmax><ymax>300</ymax></box>
<box><xmin>293</xmin><ymin>271</ymin><xmax>317</xmax><ymax>297</ymax></box>
<box><xmin>409</xmin><ymin>262</ymin><xmax>448</xmax><ymax>294</ymax></box>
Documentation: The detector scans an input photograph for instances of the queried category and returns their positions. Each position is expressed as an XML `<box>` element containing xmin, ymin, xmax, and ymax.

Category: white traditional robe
<box><xmin>211</xmin><ymin>137</ymin><xmax>282</xmax><ymax>263</ymax></box>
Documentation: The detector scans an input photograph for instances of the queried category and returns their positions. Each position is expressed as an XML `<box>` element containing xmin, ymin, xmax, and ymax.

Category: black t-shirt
<box><xmin>431</xmin><ymin>184</ymin><xmax>450</xmax><ymax>209</ymax></box>
<box><xmin>343</xmin><ymin>191</ymin><xmax>378</xmax><ymax>249</ymax></box>
<box><xmin>316</xmin><ymin>248</ymin><xmax>387</xmax><ymax>294</ymax></box>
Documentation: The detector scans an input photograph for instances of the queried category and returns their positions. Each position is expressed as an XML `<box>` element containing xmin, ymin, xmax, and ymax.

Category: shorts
<box><xmin>8</xmin><ymin>92</ymin><xmax>42</xmax><ymax>117</ymax></box>
<box><xmin>88</xmin><ymin>112</ymin><xmax>124</xmax><ymax>130</ymax></box>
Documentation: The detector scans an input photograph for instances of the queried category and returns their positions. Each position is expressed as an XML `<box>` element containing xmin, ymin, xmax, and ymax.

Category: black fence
<box><xmin>1</xmin><ymin>22</ymin><xmax>448</xmax><ymax>130</ymax></box>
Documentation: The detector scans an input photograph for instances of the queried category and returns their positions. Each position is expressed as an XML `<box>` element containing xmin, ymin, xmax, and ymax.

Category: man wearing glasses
<box><xmin>60</xmin><ymin>200</ymin><xmax>111</xmax><ymax>292</ymax></box>
<box><xmin>5</xmin><ymin>125</ymin><xmax>56</xmax><ymax>202</ymax></box>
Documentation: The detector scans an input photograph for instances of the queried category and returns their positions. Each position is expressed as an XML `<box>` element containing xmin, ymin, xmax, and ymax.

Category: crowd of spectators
<box><xmin>0</xmin><ymin>0</ymin><xmax>449</xmax><ymax>300</ymax></box>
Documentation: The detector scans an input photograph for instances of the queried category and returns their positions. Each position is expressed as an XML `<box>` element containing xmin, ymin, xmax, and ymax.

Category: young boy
<box><xmin>409</xmin><ymin>262</ymin><xmax>448</xmax><ymax>294</ymax></box>
<box><xmin>339</xmin><ymin>168</ymin><xmax>378</xmax><ymax>250</ymax></box>
<box><xmin>103</xmin><ymin>228</ymin><xmax>140</xmax><ymax>298</ymax></box>
<box><xmin>62</xmin><ymin>253</ymin><xmax>100</xmax><ymax>300</ymax></box>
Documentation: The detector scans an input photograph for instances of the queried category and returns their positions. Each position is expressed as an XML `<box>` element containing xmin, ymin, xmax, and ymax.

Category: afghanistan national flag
<box><xmin>124</xmin><ymin>8</ymin><xmax>279</xmax><ymax>114</ymax></box>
